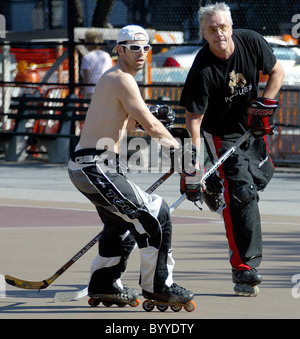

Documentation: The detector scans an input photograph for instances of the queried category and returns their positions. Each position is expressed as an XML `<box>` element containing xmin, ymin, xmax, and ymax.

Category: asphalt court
<box><xmin>0</xmin><ymin>162</ymin><xmax>300</xmax><ymax>320</ymax></box>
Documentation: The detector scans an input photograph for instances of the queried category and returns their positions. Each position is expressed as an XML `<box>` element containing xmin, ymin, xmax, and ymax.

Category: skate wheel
<box><xmin>130</xmin><ymin>299</ymin><xmax>140</xmax><ymax>307</ymax></box>
<box><xmin>252</xmin><ymin>285</ymin><xmax>259</xmax><ymax>297</ymax></box>
<box><xmin>184</xmin><ymin>300</ymin><xmax>196</xmax><ymax>312</ymax></box>
<box><xmin>102</xmin><ymin>301</ymin><xmax>113</xmax><ymax>307</ymax></box>
<box><xmin>234</xmin><ymin>285</ymin><xmax>242</xmax><ymax>295</ymax></box>
<box><xmin>142</xmin><ymin>300</ymin><xmax>154</xmax><ymax>312</ymax></box>
<box><xmin>234</xmin><ymin>286</ymin><xmax>244</xmax><ymax>296</ymax></box>
<box><xmin>234</xmin><ymin>284</ymin><xmax>259</xmax><ymax>297</ymax></box>
<box><xmin>157</xmin><ymin>305</ymin><xmax>168</xmax><ymax>312</ymax></box>
<box><xmin>88</xmin><ymin>298</ymin><xmax>100</xmax><ymax>307</ymax></box>
<box><xmin>170</xmin><ymin>305</ymin><xmax>182</xmax><ymax>312</ymax></box>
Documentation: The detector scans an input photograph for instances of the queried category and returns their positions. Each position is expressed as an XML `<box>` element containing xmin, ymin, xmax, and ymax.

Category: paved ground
<box><xmin>0</xmin><ymin>161</ymin><xmax>299</xmax><ymax>321</ymax></box>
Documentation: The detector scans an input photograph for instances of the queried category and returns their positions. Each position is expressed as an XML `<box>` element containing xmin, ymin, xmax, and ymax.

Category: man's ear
<box><xmin>117</xmin><ymin>45</ymin><xmax>125</xmax><ymax>56</ymax></box>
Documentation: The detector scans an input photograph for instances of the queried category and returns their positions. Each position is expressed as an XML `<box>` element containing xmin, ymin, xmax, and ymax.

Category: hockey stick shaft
<box><xmin>145</xmin><ymin>169</ymin><xmax>174</xmax><ymax>194</ymax></box>
<box><xmin>5</xmin><ymin>169</ymin><xmax>175</xmax><ymax>290</ymax></box>
<box><xmin>202</xmin><ymin>129</ymin><xmax>251</xmax><ymax>182</ymax></box>
<box><xmin>5</xmin><ymin>233</ymin><xmax>102</xmax><ymax>290</ymax></box>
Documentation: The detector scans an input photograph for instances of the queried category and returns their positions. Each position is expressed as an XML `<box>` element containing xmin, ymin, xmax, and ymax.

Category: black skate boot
<box><xmin>232</xmin><ymin>268</ymin><xmax>262</xmax><ymax>297</ymax></box>
<box><xmin>88</xmin><ymin>281</ymin><xmax>140</xmax><ymax>308</ymax></box>
<box><xmin>142</xmin><ymin>283</ymin><xmax>196</xmax><ymax>312</ymax></box>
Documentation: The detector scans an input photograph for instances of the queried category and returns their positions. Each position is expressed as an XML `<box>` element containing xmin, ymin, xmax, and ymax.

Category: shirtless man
<box><xmin>68</xmin><ymin>25</ymin><xmax>194</xmax><ymax>307</ymax></box>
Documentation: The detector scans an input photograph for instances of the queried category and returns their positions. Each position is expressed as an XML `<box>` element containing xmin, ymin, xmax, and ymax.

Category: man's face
<box><xmin>120</xmin><ymin>40</ymin><xmax>151</xmax><ymax>71</ymax></box>
<box><xmin>202</xmin><ymin>12</ymin><xmax>233</xmax><ymax>57</ymax></box>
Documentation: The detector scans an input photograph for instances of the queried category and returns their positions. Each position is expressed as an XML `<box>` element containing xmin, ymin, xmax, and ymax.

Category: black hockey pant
<box><xmin>204</xmin><ymin>132</ymin><xmax>275</xmax><ymax>270</ymax></box>
<box><xmin>68</xmin><ymin>155</ymin><xmax>175</xmax><ymax>293</ymax></box>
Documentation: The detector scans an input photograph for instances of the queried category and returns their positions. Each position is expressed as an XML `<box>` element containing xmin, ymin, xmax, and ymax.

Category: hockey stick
<box><xmin>54</xmin><ymin>130</ymin><xmax>252</xmax><ymax>302</ymax></box>
<box><xmin>54</xmin><ymin>171</ymin><xmax>181</xmax><ymax>302</ymax></box>
<box><xmin>5</xmin><ymin>169</ymin><xmax>175</xmax><ymax>291</ymax></box>
<box><xmin>169</xmin><ymin>130</ymin><xmax>252</xmax><ymax>213</ymax></box>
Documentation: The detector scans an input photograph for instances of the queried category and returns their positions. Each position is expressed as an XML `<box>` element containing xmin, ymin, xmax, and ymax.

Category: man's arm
<box><xmin>263</xmin><ymin>60</ymin><xmax>285</xmax><ymax>99</ymax></box>
<box><xmin>246</xmin><ymin>60</ymin><xmax>284</xmax><ymax>138</ymax></box>
<box><xmin>186</xmin><ymin>111</ymin><xmax>204</xmax><ymax>168</ymax></box>
<box><xmin>119</xmin><ymin>74</ymin><xmax>180</xmax><ymax>149</ymax></box>
<box><xmin>178</xmin><ymin>110</ymin><xmax>204</xmax><ymax>201</ymax></box>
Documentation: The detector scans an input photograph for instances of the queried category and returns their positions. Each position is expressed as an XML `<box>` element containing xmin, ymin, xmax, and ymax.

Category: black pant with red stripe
<box><xmin>204</xmin><ymin>132</ymin><xmax>275</xmax><ymax>270</ymax></box>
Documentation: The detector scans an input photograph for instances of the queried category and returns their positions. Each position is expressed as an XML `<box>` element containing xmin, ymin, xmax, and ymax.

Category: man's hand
<box><xmin>180</xmin><ymin>171</ymin><xmax>205</xmax><ymax>202</ymax></box>
<box><xmin>246</xmin><ymin>97</ymin><xmax>278</xmax><ymax>137</ymax></box>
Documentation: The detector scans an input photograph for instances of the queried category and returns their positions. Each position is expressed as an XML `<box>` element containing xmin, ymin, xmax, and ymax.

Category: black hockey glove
<box><xmin>136</xmin><ymin>105</ymin><xmax>175</xmax><ymax>130</ymax></box>
<box><xmin>180</xmin><ymin>172</ymin><xmax>204</xmax><ymax>202</ymax></box>
<box><xmin>246</xmin><ymin>97</ymin><xmax>278</xmax><ymax>138</ymax></box>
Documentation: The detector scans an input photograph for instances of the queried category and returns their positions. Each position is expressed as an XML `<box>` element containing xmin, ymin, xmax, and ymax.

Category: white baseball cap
<box><xmin>112</xmin><ymin>25</ymin><xmax>149</xmax><ymax>53</ymax></box>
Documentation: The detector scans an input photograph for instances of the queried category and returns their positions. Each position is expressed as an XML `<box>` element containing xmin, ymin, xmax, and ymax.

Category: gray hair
<box><xmin>198</xmin><ymin>2</ymin><xmax>233</xmax><ymax>32</ymax></box>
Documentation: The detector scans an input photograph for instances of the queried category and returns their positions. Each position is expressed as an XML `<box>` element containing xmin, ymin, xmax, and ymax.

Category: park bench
<box><xmin>0</xmin><ymin>93</ymin><xmax>88</xmax><ymax>163</ymax></box>
<box><xmin>0</xmin><ymin>93</ymin><xmax>186</xmax><ymax>163</ymax></box>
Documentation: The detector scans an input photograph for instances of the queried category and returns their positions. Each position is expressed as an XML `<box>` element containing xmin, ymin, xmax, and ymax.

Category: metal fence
<box><xmin>140</xmin><ymin>85</ymin><xmax>300</xmax><ymax>166</ymax></box>
<box><xmin>0</xmin><ymin>0</ymin><xmax>300</xmax><ymax>165</ymax></box>
<box><xmin>1</xmin><ymin>0</ymin><xmax>300</xmax><ymax>37</ymax></box>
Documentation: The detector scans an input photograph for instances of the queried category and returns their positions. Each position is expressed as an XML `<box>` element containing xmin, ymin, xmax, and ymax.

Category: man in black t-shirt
<box><xmin>180</xmin><ymin>3</ymin><xmax>284</xmax><ymax>293</ymax></box>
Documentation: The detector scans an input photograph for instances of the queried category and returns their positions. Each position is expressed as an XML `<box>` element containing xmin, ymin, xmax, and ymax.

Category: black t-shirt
<box><xmin>180</xmin><ymin>29</ymin><xmax>277</xmax><ymax>137</ymax></box>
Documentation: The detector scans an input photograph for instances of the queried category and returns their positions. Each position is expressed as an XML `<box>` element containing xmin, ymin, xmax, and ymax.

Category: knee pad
<box><xmin>233</xmin><ymin>184</ymin><xmax>258</xmax><ymax>204</ymax></box>
<box><xmin>98</xmin><ymin>229</ymin><xmax>135</xmax><ymax>258</ymax></box>
<box><xmin>95</xmin><ymin>231</ymin><xmax>136</xmax><ymax>278</ymax></box>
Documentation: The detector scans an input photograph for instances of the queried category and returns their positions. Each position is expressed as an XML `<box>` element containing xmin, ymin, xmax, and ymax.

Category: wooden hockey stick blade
<box><xmin>5</xmin><ymin>232</ymin><xmax>102</xmax><ymax>290</ymax></box>
<box><xmin>5</xmin><ymin>275</ymin><xmax>54</xmax><ymax>290</ymax></box>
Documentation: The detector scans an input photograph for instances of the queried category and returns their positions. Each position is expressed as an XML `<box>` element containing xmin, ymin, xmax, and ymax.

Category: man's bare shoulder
<box><xmin>98</xmin><ymin>68</ymin><xmax>140</xmax><ymax>99</ymax></box>
<box><xmin>102</xmin><ymin>66</ymin><xmax>133</xmax><ymax>81</ymax></box>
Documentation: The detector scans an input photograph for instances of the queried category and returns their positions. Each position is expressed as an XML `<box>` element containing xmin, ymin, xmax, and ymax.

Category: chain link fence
<box><xmin>1</xmin><ymin>0</ymin><xmax>299</xmax><ymax>85</ymax></box>
<box><xmin>0</xmin><ymin>0</ymin><xmax>300</xmax><ymax>164</ymax></box>
<box><xmin>1</xmin><ymin>1</ymin><xmax>300</xmax><ymax>36</ymax></box>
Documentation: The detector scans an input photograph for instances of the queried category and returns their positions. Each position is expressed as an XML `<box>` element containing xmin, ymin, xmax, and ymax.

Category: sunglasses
<box><xmin>120</xmin><ymin>44</ymin><xmax>152</xmax><ymax>53</ymax></box>
<box><xmin>205</xmin><ymin>25</ymin><xmax>230</xmax><ymax>35</ymax></box>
